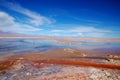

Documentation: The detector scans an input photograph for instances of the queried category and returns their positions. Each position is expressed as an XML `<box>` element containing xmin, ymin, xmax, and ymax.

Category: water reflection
<box><xmin>0</xmin><ymin>39</ymin><xmax>120</xmax><ymax>56</ymax></box>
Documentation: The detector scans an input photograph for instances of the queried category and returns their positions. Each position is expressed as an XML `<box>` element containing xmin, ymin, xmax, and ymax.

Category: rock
<box><xmin>108</xmin><ymin>55</ymin><xmax>113</xmax><ymax>58</ymax></box>
<box><xmin>107</xmin><ymin>59</ymin><xmax>114</xmax><ymax>62</ymax></box>
<box><xmin>64</xmin><ymin>48</ymin><xmax>74</xmax><ymax>53</ymax></box>
<box><xmin>89</xmin><ymin>69</ymin><xmax>120</xmax><ymax>80</ymax></box>
<box><xmin>19</xmin><ymin>57</ymin><xmax>24</xmax><ymax>60</ymax></box>
<box><xmin>26</xmin><ymin>72</ymin><xmax>32</xmax><ymax>76</ymax></box>
<box><xmin>107</xmin><ymin>55</ymin><xmax>120</xmax><ymax>60</ymax></box>
<box><xmin>82</xmin><ymin>53</ymin><xmax>87</xmax><ymax>57</ymax></box>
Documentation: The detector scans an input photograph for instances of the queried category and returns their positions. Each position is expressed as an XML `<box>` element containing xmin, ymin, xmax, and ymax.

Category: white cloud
<box><xmin>77</xmin><ymin>33</ymin><xmax>83</xmax><ymax>36</ymax></box>
<box><xmin>51</xmin><ymin>26</ymin><xmax>111</xmax><ymax>37</ymax></box>
<box><xmin>69</xmin><ymin>26</ymin><xmax>111</xmax><ymax>33</ymax></box>
<box><xmin>1</xmin><ymin>1</ymin><xmax>52</xmax><ymax>26</ymax></box>
<box><xmin>51</xmin><ymin>30</ymin><xmax>65</xmax><ymax>32</ymax></box>
<box><xmin>0</xmin><ymin>11</ymin><xmax>42</xmax><ymax>34</ymax></box>
<box><xmin>86</xmin><ymin>32</ymin><xmax>105</xmax><ymax>37</ymax></box>
<box><xmin>0</xmin><ymin>11</ymin><xmax>15</xmax><ymax>26</ymax></box>
<box><xmin>51</xmin><ymin>26</ymin><xmax>111</xmax><ymax>33</ymax></box>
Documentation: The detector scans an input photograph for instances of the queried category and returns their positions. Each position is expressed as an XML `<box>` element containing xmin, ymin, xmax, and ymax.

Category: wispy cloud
<box><xmin>51</xmin><ymin>26</ymin><xmax>111</xmax><ymax>37</ymax></box>
<box><xmin>69</xmin><ymin>26</ymin><xmax>111</xmax><ymax>33</ymax></box>
<box><xmin>51</xmin><ymin>26</ymin><xmax>111</xmax><ymax>33</ymax></box>
<box><xmin>51</xmin><ymin>30</ymin><xmax>65</xmax><ymax>32</ymax></box>
<box><xmin>0</xmin><ymin>11</ymin><xmax>42</xmax><ymax>34</ymax></box>
<box><xmin>71</xmin><ymin>16</ymin><xmax>102</xmax><ymax>24</ymax></box>
<box><xmin>0</xmin><ymin>0</ymin><xmax>52</xmax><ymax>26</ymax></box>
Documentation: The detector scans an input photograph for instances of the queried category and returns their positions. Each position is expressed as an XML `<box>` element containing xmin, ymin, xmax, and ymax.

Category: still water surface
<box><xmin>0</xmin><ymin>39</ymin><xmax>120</xmax><ymax>56</ymax></box>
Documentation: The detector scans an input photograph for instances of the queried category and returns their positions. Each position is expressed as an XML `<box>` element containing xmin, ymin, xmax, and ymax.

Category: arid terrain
<box><xmin>0</xmin><ymin>0</ymin><xmax>120</xmax><ymax>79</ymax></box>
<box><xmin>0</xmin><ymin>38</ymin><xmax>120</xmax><ymax>80</ymax></box>
<box><xmin>0</xmin><ymin>48</ymin><xmax>120</xmax><ymax>80</ymax></box>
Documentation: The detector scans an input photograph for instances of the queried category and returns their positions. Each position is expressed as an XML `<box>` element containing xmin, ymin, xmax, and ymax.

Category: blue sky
<box><xmin>0</xmin><ymin>0</ymin><xmax>120</xmax><ymax>38</ymax></box>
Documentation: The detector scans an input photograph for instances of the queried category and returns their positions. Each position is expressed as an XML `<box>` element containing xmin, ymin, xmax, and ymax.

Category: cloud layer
<box><xmin>0</xmin><ymin>0</ymin><xmax>54</xmax><ymax>35</ymax></box>
<box><xmin>0</xmin><ymin>11</ymin><xmax>42</xmax><ymax>34</ymax></box>
<box><xmin>1</xmin><ymin>0</ymin><xmax>52</xmax><ymax>26</ymax></box>
<box><xmin>51</xmin><ymin>26</ymin><xmax>111</xmax><ymax>37</ymax></box>
<box><xmin>52</xmin><ymin>26</ymin><xmax>111</xmax><ymax>33</ymax></box>
<box><xmin>0</xmin><ymin>0</ymin><xmax>113</xmax><ymax>38</ymax></box>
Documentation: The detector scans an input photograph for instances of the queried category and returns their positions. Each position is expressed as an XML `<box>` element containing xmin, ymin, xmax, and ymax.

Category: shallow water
<box><xmin>0</xmin><ymin>39</ymin><xmax>67</xmax><ymax>55</ymax></box>
<box><xmin>0</xmin><ymin>39</ymin><xmax>120</xmax><ymax>56</ymax></box>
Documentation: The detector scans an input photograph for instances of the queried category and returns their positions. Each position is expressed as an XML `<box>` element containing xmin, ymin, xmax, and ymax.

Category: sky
<box><xmin>0</xmin><ymin>0</ymin><xmax>120</xmax><ymax>38</ymax></box>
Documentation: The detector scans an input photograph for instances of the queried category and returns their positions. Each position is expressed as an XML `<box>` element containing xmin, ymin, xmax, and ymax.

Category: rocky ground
<box><xmin>0</xmin><ymin>54</ymin><xmax>120</xmax><ymax>80</ymax></box>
